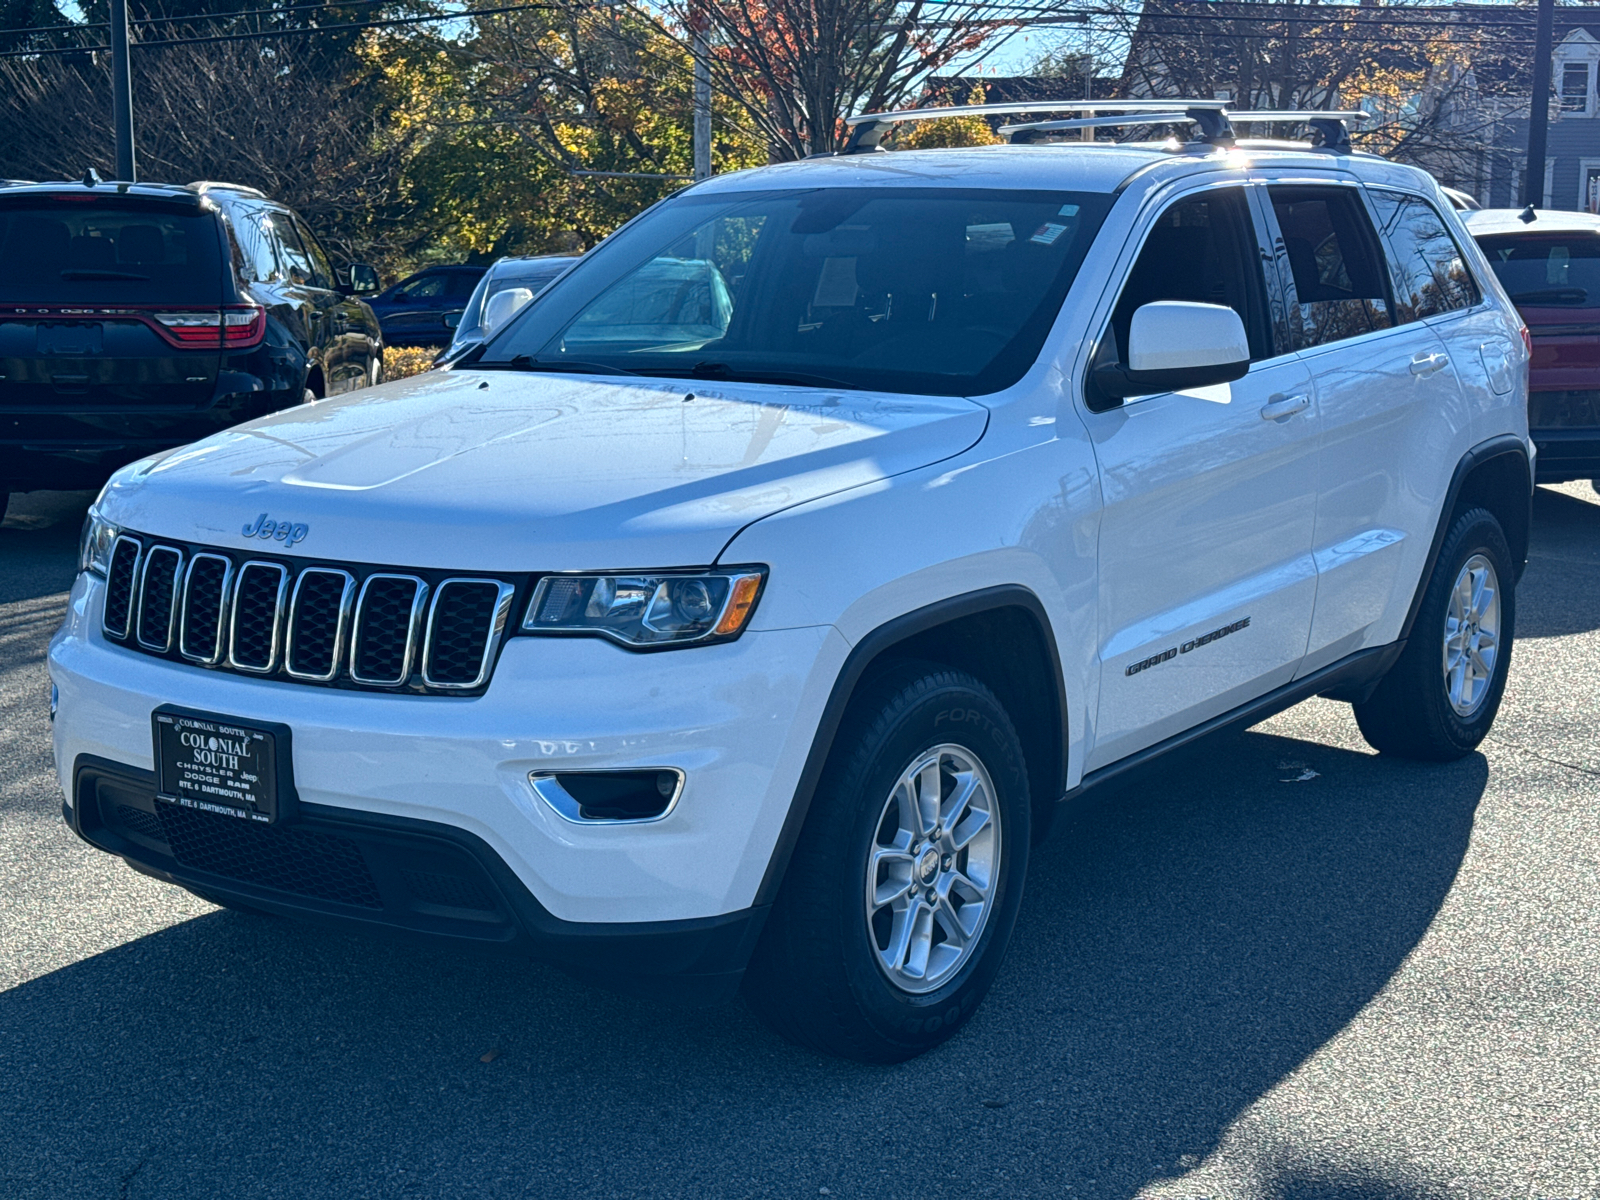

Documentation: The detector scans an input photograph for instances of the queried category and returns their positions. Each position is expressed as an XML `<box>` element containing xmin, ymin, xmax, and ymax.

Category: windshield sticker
<box><xmin>966</xmin><ymin>223</ymin><xmax>1015</xmax><ymax>252</ymax></box>
<box><xmin>1030</xmin><ymin>223</ymin><xmax>1069</xmax><ymax>246</ymax></box>
<box><xmin>812</xmin><ymin>257</ymin><xmax>859</xmax><ymax>307</ymax></box>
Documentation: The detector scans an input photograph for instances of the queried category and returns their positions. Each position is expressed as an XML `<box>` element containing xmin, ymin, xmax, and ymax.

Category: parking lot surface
<box><xmin>2</xmin><ymin>485</ymin><xmax>1597</xmax><ymax>1200</ymax></box>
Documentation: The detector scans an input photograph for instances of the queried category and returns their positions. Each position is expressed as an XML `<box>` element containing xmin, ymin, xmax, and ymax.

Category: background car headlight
<box><xmin>78</xmin><ymin>510</ymin><xmax>120</xmax><ymax>576</ymax></box>
<box><xmin>522</xmin><ymin>568</ymin><xmax>766</xmax><ymax>647</ymax></box>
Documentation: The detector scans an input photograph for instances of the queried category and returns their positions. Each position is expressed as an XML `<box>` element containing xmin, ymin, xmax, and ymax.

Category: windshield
<box><xmin>0</xmin><ymin>201</ymin><xmax>222</xmax><ymax>303</ymax></box>
<box><xmin>479</xmin><ymin>187</ymin><xmax>1113</xmax><ymax>395</ymax></box>
<box><xmin>1477</xmin><ymin>232</ymin><xmax>1600</xmax><ymax>306</ymax></box>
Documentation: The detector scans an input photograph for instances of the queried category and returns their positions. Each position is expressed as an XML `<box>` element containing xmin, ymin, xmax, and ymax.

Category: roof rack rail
<box><xmin>840</xmin><ymin>99</ymin><xmax>1228</xmax><ymax>153</ymax></box>
<box><xmin>840</xmin><ymin>100</ymin><xmax>1373</xmax><ymax>154</ymax></box>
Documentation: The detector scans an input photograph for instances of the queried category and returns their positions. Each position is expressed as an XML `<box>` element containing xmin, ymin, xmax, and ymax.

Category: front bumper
<box><xmin>51</xmin><ymin>572</ymin><xmax>844</xmax><ymax>932</ymax></box>
<box><xmin>67</xmin><ymin>756</ymin><xmax>766</xmax><ymax>998</ymax></box>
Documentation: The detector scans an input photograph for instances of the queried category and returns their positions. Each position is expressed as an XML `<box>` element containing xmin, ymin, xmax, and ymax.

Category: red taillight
<box><xmin>1520</xmin><ymin>323</ymin><xmax>1534</xmax><ymax>357</ymax></box>
<box><xmin>150</xmin><ymin>305</ymin><xmax>264</xmax><ymax>349</ymax></box>
<box><xmin>223</xmin><ymin>306</ymin><xmax>265</xmax><ymax>346</ymax></box>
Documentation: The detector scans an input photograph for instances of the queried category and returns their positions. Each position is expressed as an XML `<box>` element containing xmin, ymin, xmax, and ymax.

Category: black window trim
<box><xmin>1361</xmin><ymin>182</ymin><xmax>1491</xmax><ymax>323</ymax></box>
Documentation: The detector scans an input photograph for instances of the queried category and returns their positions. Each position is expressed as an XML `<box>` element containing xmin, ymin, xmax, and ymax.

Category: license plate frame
<box><xmin>152</xmin><ymin>705</ymin><xmax>298</xmax><ymax>825</ymax></box>
<box><xmin>37</xmin><ymin>323</ymin><xmax>103</xmax><ymax>356</ymax></box>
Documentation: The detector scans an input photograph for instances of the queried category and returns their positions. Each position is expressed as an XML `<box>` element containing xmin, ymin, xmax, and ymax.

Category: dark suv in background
<box><xmin>0</xmin><ymin>179</ymin><xmax>382</xmax><ymax>519</ymax></box>
<box><xmin>367</xmin><ymin>265</ymin><xmax>485</xmax><ymax>348</ymax></box>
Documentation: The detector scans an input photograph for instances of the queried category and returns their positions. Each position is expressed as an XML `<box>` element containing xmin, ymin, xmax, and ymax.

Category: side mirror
<box><xmin>1093</xmin><ymin>301</ymin><xmax>1251</xmax><ymax>400</ymax></box>
<box><xmin>482</xmin><ymin>287</ymin><xmax>534</xmax><ymax>336</ymax></box>
<box><xmin>348</xmin><ymin>263</ymin><xmax>380</xmax><ymax>295</ymax></box>
<box><xmin>442</xmin><ymin>309</ymin><xmax>463</xmax><ymax>329</ymax></box>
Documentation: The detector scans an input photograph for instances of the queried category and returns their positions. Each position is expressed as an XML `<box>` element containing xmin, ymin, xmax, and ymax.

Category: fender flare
<box><xmin>1398</xmin><ymin>433</ymin><xmax>1532</xmax><ymax>644</ymax></box>
<box><xmin>752</xmin><ymin>585</ymin><xmax>1069</xmax><ymax>907</ymax></box>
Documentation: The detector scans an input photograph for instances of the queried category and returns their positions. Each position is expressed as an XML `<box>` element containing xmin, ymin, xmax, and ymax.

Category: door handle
<box><xmin>1410</xmin><ymin>351</ymin><xmax>1450</xmax><ymax>376</ymax></box>
<box><xmin>1259</xmin><ymin>393</ymin><xmax>1311</xmax><ymax>421</ymax></box>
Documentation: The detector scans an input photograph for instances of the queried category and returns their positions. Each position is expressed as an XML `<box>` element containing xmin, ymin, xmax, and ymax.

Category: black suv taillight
<box><xmin>151</xmin><ymin>305</ymin><xmax>264</xmax><ymax>349</ymax></box>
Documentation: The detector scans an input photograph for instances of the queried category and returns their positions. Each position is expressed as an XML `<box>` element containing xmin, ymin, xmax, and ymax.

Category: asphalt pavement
<box><xmin>2</xmin><ymin>484</ymin><xmax>1597</xmax><ymax>1200</ymax></box>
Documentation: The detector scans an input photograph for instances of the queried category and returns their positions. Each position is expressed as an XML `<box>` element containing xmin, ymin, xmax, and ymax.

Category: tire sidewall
<box><xmin>828</xmin><ymin>675</ymin><xmax>1031</xmax><ymax>1052</ymax></box>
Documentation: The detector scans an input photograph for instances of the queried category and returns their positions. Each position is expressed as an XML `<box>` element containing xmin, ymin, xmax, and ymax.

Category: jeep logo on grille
<box><xmin>241</xmin><ymin>513</ymin><xmax>310</xmax><ymax>547</ymax></box>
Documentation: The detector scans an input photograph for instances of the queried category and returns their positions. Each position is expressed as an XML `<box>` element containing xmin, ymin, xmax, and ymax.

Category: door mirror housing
<box><xmin>1093</xmin><ymin>301</ymin><xmax>1251</xmax><ymax>400</ymax></box>
<box><xmin>442</xmin><ymin>309</ymin><xmax>463</xmax><ymax>329</ymax></box>
<box><xmin>482</xmin><ymin>287</ymin><xmax>535</xmax><ymax>336</ymax></box>
<box><xmin>347</xmin><ymin>263</ymin><xmax>380</xmax><ymax>296</ymax></box>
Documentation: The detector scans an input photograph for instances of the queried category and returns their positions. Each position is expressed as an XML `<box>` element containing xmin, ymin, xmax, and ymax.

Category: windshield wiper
<box><xmin>59</xmin><ymin>269</ymin><xmax>149</xmax><ymax>281</ymax></box>
<box><xmin>1510</xmin><ymin>287</ymin><xmax>1589</xmax><ymax>305</ymax></box>
<box><xmin>491</xmin><ymin>355</ymin><xmax>640</xmax><ymax>377</ymax></box>
<box><xmin>669</xmin><ymin>360</ymin><xmax>852</xmax><ymax>390</ymax></box>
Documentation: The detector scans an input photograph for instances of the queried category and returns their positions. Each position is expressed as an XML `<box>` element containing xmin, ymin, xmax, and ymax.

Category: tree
<box><xmin>0</xmin><ymin>34</ymin><xmax>428</xmax><ymax>265</ymax></box>
<box><xmin>645</xmin><ymin>0</ymin><xmax>1012</xmax><ymax>159</ymax></box>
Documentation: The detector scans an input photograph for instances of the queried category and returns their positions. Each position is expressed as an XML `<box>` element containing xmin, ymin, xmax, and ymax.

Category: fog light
<box><xmin>529</xmin><ymin>769</ymin><xmax>683</xmax><ymax>824</ymax></box>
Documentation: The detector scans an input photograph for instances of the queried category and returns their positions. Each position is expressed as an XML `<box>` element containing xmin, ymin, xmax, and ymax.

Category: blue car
<box><xmin>367</xmin><ymin>265</ymin><xmax>486</xmax><ymax>348</ymax></box>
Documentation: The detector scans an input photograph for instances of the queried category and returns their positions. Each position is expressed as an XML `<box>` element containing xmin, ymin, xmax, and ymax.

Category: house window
<box><xmin>1561</xmin><ymin>62</ymin><xmax>1590</xmax><ymax>113</ymax></box>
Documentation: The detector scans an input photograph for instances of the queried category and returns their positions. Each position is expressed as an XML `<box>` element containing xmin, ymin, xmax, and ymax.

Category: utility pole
<box><xmin>691</xmin><ymin>1</ymin><xmax>711</xmax><ymax>181</ymax></box>
<box><xmin>109</xmin><ymin>0</ymin><xmax>136</xmax><ymax>181</ymax></box>
<box><xmin>1525</xmin><ymin>0</ymin><xmax>1555</xmax><ymax>207</ymax></box>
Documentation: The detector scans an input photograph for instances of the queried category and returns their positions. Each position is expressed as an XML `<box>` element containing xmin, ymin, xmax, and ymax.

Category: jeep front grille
<box><xmin>102</xmin><ymin>532</ymin><xmax>523</xmax><ymax>695</ymax></box>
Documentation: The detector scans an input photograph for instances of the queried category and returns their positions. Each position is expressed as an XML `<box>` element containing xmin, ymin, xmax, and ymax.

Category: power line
<box><xmin>0</xmin><ymin>1</ymin><xmax>549</xmax><ymax>57</ymax></box>
<box><xmin>0</xmin><ymin>0</ymin><xmax>402</xmax><ymax>39</ymax></box>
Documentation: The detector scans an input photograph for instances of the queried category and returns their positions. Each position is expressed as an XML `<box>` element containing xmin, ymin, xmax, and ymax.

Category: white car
<box><xmin>52</xmin><ymin>102</ymin><xmax>1532</xmax><ymax>1062</ymax></box>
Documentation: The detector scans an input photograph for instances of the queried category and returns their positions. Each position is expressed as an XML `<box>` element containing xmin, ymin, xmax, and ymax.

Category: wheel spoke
<box><xmin>940</xmin><ymin>771</ymin><xmax>979</xmax><ymax>833</ymax></box>
<box><xmin>949</xmin><ymin>805</ymin><xmax>992</xmax><ymax>851</ymax></box>
<box><xmin>870</xmin><ymin>845</ymin><xmax>915</xmax><ymax>908</ymax></box>
<box><xmin>904</xmin><ymin>904</ymin><xmax>935</xmax><ymax>979</ymax></box>
<box><xmin>933</xmin><ymin>895</ymin><xmax>970</xmax><ymax>949</ymax></box>
<box><xmin>881</xmin><ymin>899</ymin><xmax>919</xmax><ymax>973</ymax></box>
<box><xmin>915</xmin><ymin>761</ymin><xmax>942</xmax><ymax>834</ymax></box>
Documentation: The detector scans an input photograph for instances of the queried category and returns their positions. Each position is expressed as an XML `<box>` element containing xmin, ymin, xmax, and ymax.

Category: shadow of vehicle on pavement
<box><xmin>2</xmin><ymin>722</ymin><xmax>1485</xmax><ymax>1198</ymax></box>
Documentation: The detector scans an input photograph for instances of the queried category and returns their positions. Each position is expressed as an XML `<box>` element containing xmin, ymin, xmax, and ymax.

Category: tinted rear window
<box><xmin>0</xmin><ymin>203</ymin><xmax>222</xmax><ymax>303</ymax></box>
<box><xmin>1476</xmin><ymin>232</ymin><xmax>1600</xmax><ymax>306</ymax></box>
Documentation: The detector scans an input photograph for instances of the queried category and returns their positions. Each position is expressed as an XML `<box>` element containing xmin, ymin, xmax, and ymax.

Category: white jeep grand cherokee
<box><xmin>52</xmin><ymin>103</ymin><xmax>1532</xmax><ymax>1062</ymax></box>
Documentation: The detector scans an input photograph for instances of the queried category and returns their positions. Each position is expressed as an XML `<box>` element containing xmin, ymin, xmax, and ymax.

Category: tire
<box><xmin>1354</xmin><ymin>506</ymin><xmax>1515</xmax><ymax>760</ymax></box>
<box><xmin>744</xmin><ymin>662</ymin><xmax>1031</xmax><ymax>1062</ymax></box>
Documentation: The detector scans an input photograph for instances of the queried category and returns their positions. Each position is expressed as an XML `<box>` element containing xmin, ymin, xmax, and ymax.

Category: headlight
<box><xmin>521</xmin><ymin>568</ymin><xmax>766</xmax><ymax>648</ymax></box>
<box><xmin>78</xmin><ymin>510</ymin><xmax>121</xmax><ymax>576</ymax></box>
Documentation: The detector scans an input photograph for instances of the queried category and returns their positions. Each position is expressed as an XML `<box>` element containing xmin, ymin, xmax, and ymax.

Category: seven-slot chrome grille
<box><xmin>100</xmin><ymin>533</ymin><xmax>520</xmax><ymax>695</ymax></box>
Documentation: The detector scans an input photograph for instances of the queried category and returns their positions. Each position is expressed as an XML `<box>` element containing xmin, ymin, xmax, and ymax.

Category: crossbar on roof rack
<box><xmin>999</xmin><ymin>113</ymin><xmax>1193</xmax><ymax>142</ymax></box>
<box><xmin>840</xmin><ymin>100</ymin><xmax>1376</xmax><ymax>155</ymax></box>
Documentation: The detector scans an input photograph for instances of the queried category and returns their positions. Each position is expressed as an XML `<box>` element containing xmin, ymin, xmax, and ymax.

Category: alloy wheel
<box><xmin>864</xmin><ymin>744</ymin><xmax>1000</xmax><ymax>994</ymax></box>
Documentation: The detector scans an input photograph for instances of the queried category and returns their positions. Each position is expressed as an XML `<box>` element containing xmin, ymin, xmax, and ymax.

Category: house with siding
<box><xmin>1118</xmin><ymin>1</ymin><xmax>1600</xmax><ymax>211</ymax></box>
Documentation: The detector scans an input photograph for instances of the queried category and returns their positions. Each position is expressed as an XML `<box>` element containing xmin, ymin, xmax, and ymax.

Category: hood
<box><xmin>98</xmin><ymin>368</ymin><xmax>988</xmax><ymax>571</ymax></box>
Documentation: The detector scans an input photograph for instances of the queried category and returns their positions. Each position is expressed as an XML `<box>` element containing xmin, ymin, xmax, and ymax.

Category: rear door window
<box><xmin>1267</xmin><ymin>186</ymin><xmax>1394</xmax><ymax>349</ymax></box>
<box><xmin>1369</xmin><ymin>191</ymin><xmax>1481</xmax><ymax>318</ymax></box>
<box><xmin>293</xmin><ymin>218</ymin><xmax>336</xmax><ymax>290</ymax></box>
<box><xmin>230</xmin><ymin>206</ymin><xmax>284</xmax><ymax>284</ymax></box>
<box><xmin>1474</xmin><ymin>230</ymin><xmax>1600</xmax><ymax>308</ymax></box>
<box><xmin>0</xmin><ymin>201</ymin><xmax>222</xmax><ymax>303</ymax></box>
<box><xmin>273</xmin><ymin>212</ymin><xmax>316</xmax><ymax>286</ymax></box>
